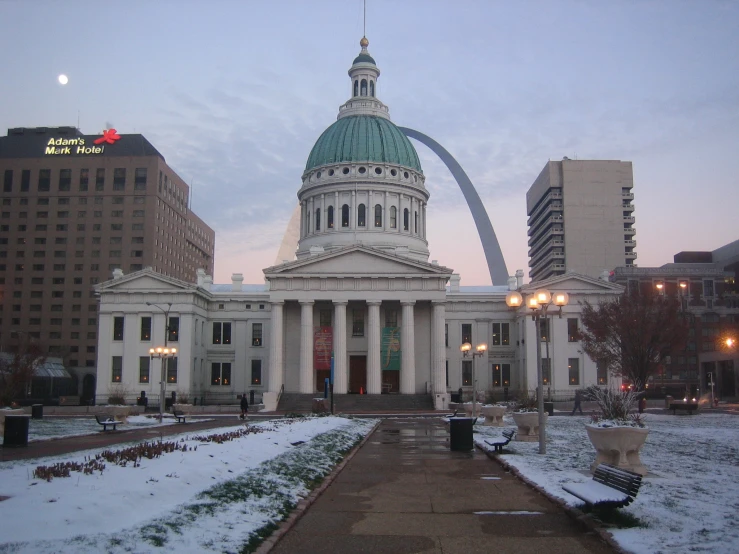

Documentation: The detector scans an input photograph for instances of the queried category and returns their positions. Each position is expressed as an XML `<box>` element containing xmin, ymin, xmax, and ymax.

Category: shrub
<box><xmin>585</xmin><ymin>384</ymin><xmax>645</xmax><ymax>427</ymax></box>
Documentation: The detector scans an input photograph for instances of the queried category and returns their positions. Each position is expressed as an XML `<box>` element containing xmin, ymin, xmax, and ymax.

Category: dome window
<box><xmin>370</xmin><ymin>81</ymin><xmax>375</xmax><ymax>97</ymax></box>
<box><xmin>414</xmin><ymin>211</ymin><xmax>418</xmax><ymax>233</ymax></box>
<box><xmin>404</xmin><ymin>171</ymin><xmax>409</xmax><ymax>179</ymax></box>
<box><xmin>343</xmin><ymin>167</ymin><xmax>350</xmax><ymax>175</ymax></box>
<box><xmin>327</xmin><ymin>206</ymin><xmax>334</xmax><ymax>228</ymax></box>
<box><xmin>403</xmin><ymin>208</ymin><xmax>409</xmax><ymax>231</ymax></box>
<box><xmin>353</xmin><ymin>80</ymin><xmax>359</xmax><ymax>97</ymax></box>
<box><xmin>360</xmin><ymin>79</ymin><xmax>368</xmax><ymax>96</ymax></box>
<box><xmin>414</xmin><ymin>175</ymin><xmax>418</xmax><ymax>182</ymax></box>
<box><xmin>358</xmin><ymin>204</ymin><xmax>366</xmax><ymax>227</ymax></box>
<box><xmin>358</xmin><ymin>167</ymin><xmax>366</xmax><ymax>174</ymax></box>
<box><xmin>374</xmin><ymin>167</ymin><xmax>382</xmax><ymax>175</ymax></box>
<box><xmin>316</xmin><ymin>171</ymin><xmax>321</xmax><ymax>179</ymax></box>
<box><xmin>390</xmin><ymin>206</ymin><xmax>397</xmax><ymax>229</ymax></box>
<box><xmin>315</xmin><ymin>208</ymin><xmax>321</xmax><ymax>231</ymax></box>
<box><xmin>341</xmin><ymin>204</ymin><xmax>349</xmax><ymax>227</ymax></box>
<box><xmin>329</xmin><ymin>169</ymin><xmax>335</xmax><ymax>177</ymax></box>
<box><xmin>374</xmin><ymin>204</ymin><xmax>382</xmax><ymax>227</ymax></box>
<box><xmin>391</xmin><ymin>169</ymin><xmax>397</xmax><ymax>177</ymax></box>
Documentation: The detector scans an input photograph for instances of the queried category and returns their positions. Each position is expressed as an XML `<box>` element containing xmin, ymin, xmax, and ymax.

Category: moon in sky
<box><xmin>58</xmin><ymin>74</ymin><xmax>69</xmax><ymax>85</ymax></box>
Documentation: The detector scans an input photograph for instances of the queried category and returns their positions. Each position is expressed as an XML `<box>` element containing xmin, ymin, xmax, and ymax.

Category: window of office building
<box><xmin>58</xmin><ymin>169</ymin><xmax>71</xmax><ymax>191</ymax></box>
<box><xmin>112</xmin><ymin>356</ymin><xmax>122</xmax><ymax>382</ymax></box>
<box><xmin>139</xmin><ymin>357</ymin><xmax>150</xmax><ymax>383</ymax></box>
<box><xmin>213</xmin><ymin>322</ymin><xmax>232</xmax><ymax>345</ymax></box>
<box><xmin>491</xmin><ymin>322</ymin><xmax>509</xmax><ymax>346</ymax></box>
<box><xmin>252</xmin><ymin>323</ymin><xmax>262</xmax><ymax>346</ymax></box>
<box><xmin>462</xmin><ymin>360</ymin><xmax>472</xmax><ymax>386</ymax></box>
<box><xmin>38</xmin><ymin>169</ymin><xmax>50</xmax><ymax>192</ymax></box>
<box><xmin>568</xmin><ymin>358</ymin><xmax>580</xmax><ymax>385</ymax></box>
<box><xmin>211</xmin><ymin>362</ymin><xmax>231</xmax><ymax>386</ymax></box>
<box><xmin>542</xmin><ymin>358</ymin><xmax>551</xmax><ymax>385</ymax></box>
<box><xmin>352</xmin><ymin>309</ymin><xmax>364</xmax><ymax>336</ymax></box>
<box><xmin>567</xmin><ymin>318</ymin><xmax>579</xmax><ymax>342</ymax></box>
<box><xmin>113</xmin><ymin>168</ymin><xmax>126</xmax><ymax>191</ymax></box>
<box><xmin>251</xmin><ymin>359</ymin><xmax>262</xmax><ymax>385</ymax></box>
<box><xmin>140</xmin><ymin>316</ymin><xmax>151</xmax><ymax>340</ymax></box>
<box><xmin>461</xmin><ymin>323</ymin><xmax>472</xmax><ymax>345</ymax></box>
<box><xmin>166</xmin><ymin>357</ymin><xmax>178</xmax><ymax>383</ymax></box>
<box><xmin>167</xmin><ymin>317</ymin><xmax>179</xmax><ymax>342</ymax></box>
<box><xmin>492</xmin><ymin>363</ymin><xmax>511</xmax><ymax>387</ymax></box>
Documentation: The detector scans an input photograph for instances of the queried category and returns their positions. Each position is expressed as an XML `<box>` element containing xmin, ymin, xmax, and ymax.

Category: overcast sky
<box><xmin>1</xmin><ymin>0</ymin><xmax>737</xmax><ymax>286</ymax></box>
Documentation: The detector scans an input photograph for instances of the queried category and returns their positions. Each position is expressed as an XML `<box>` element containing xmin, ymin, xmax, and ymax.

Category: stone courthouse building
<box><xmin>95</xmin><ymin>38</ymin><xmax>623</xmax><ymax>410</ymax></box>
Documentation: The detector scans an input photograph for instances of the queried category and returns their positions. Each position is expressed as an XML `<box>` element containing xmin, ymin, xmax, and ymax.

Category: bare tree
<box><xmin>0</xmin><ymin>339</ymin><xmax>47</xmax><ymax>406</ymax></box>
<box><xmin>578</xmin><ymin>293</ymin><xmax>689</xmax><ymax>389</ymax></box>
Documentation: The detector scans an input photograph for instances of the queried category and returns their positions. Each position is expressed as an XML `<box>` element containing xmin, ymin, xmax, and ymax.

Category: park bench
<box><xmin>484</xmin><ymin>429</ymin><xmax>516</xmax><ymax>453</ymax></box>
<box><xmin>94</xmin><ymin>414</ymin><xmax>120</xmax><ymax>432</ymax></box>
<box><xmin>172</xmin><ymin>409</ymin><xmax>187</xmax><ymax>423</ymax></box>
<box><xmin>562</xmin><ymin>463</ymin><xmax>642</xmax><ymax>509</ymax></box>
<box><xmin>669</xmin><ymin>402</ymin><xmax>699</xmax><ymax>415</ymax></box>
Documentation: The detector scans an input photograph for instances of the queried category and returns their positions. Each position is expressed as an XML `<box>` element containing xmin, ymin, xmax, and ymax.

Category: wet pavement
<box><xmin>270</xmin><ymin>418</ymin><xmax>615</xmax><ymax>554</ymax></box>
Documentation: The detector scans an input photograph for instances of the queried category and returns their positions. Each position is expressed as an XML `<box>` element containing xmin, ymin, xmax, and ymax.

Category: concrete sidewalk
<box><xmin>270</xmin><ymin>418</ymin><xmax>615</xmax><ymax>554</ymax></box>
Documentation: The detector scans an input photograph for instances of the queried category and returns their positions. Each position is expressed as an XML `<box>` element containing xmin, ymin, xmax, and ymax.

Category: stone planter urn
<box><xmin>585</xmin><ymin>424</ymin><xmax>649</xmax><ymax>476</ymax></box>
<box><xmin>172</xmin><ymin>403</ymin><xmax>193</xmax><ymax>414</ymax></box>
<box><xmin>481</xmin><ymin>405</ymin><xmax>506</xmax><ymax>427</ymax></box>
<box><xmin>0</xmin><ymin>408</ymin><xmax>25</xmax><ymax>434</ymax></box>
<box><xmin>106</xmin><ymin>405</ymin><xmax>131</xmax><ymax>423</ymax></box>
<box><xmin>512</xmin><ymin>411</ymin><xmax>547</xmax><ymax>441</ymax></box>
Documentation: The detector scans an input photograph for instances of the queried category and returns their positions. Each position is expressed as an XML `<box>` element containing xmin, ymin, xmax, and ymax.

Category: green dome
<box><xmin>352</xmin><ymin>53</ymin><xmax>376</xmax><ymax>65</ymax></box>
<box><xmin>305</xmin><ymin>115</ymin><xmax>422</xmax><ymax>173</ymax></box>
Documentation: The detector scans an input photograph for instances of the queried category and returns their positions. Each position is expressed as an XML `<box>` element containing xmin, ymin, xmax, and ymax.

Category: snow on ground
<box><xmin>0</xmin><ymin>414</ymin><xmax>183</xmax><ymax>445</ymax></box>
<box><xmin>475</xmin><ymin>411</ymin><xmax>739</xmax><ymax>554</ymax></box>
<box><xmin>0</xmin><ymin>416</ymin><xmax>376</xmax><ymax>553</ymax></box>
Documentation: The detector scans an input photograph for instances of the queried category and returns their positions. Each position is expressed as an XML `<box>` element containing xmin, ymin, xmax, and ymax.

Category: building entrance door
<box><xmin>349</xmin><ymin>356</ymin><xmax>367</xmax><ymax>394</ymax></box>
<box><xmin>316</xmin><ymin>370</ymin><xmax>330</xmax><ymax>393</ymax></box>
<box><xmin>382</xmin><ymin>370</ymin><xmax>400</xmax><ymax>393</ymax></box>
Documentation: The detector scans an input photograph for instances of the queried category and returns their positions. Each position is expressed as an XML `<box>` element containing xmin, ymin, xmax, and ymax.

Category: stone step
<box><xmin>277</xmin><ymin>393</ymin><xmax>435</xmax><ymax>413</ymax></box>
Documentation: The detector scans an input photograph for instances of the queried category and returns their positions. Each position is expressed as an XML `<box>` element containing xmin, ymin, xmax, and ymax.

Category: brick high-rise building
<box><xmin>0</xmin><ymin>126</ymin><xmax>215</xmax><ymax>374</ymax></box>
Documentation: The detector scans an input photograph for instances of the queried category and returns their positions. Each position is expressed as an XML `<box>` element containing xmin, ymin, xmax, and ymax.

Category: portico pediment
<box><xmin>96</xmin><ymin>269</ymin><xmax>197</xmax><ymax>293</ymax></box>
<box><xmin>264</xmin><ymin>245</ymin><xmax>453</xmax><ymax>278</ymax></box>
<box><xmin>521</xmin><ymin>272</ymin><xmax>624</xmax><ymax>295</ymax></box>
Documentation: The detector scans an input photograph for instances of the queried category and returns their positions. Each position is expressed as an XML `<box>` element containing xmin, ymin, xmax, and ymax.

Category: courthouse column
<box><xmin>333</xmin><ymin>301</ymin><xmax>348</xmax><ymax>394</ymax></box>
<box><xmin>367</xmin><ymin>301</ymin><xmax>382</xmax><ymax>394</ymax></box>
<box><xmin>299</xmin><ymin>301</ymin><xmax>314</xmax><ymax>394</ymax></box>
<box><xmin>268</xmin><ymin>301</ymin><xmax>284</xmax><ymax>392</ymax></box>
<box><xmin>401</xmin><ymin>301</ymin><xmax>416</xmax><ymax>394</ymax></box>
<box><xmin>432</xmin><ymin>301</ymin><xmax>447</xmax><ymax>394</ymax></box>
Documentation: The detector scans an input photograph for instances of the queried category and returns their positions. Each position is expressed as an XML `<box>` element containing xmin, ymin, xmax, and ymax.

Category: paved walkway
<box><xmin>0</xmin><ymin>415</ymin><xmax>248</xmax><ymax>462</ymax></box>
<box><xmin>271</xmin><ymin>418</ymin><xmax>615</xmax><ymax>554</ymax></box>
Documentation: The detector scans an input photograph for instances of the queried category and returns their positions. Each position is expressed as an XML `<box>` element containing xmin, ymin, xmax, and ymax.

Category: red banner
<box><xmin>314</xmin><ymin>327</ymin><xmax>333</xmax><ymax>370</ymax></box>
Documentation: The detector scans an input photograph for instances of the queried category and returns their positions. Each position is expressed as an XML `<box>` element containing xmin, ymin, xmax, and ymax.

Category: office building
<box><xmin>527</xmin><ymin>159</ymin><xmax>635</xmax><ymax>282</ymax></box>
<box><xmin>0</xmin><ymin>126</ymin><xmax>215</xmax><ymax>390</ymax></box>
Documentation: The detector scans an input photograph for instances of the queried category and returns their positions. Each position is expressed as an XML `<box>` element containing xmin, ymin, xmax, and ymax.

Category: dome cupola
<box><xmin>296</xmin><ymin>38</ymin><xmax>430</xmax><ymax>262</ymax></box>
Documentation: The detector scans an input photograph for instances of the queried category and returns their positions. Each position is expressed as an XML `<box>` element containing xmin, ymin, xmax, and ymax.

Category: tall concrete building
<box><xmin>0</xmin><ymin>126</ymin><xmax>215</xmax><ymax>380</ymax></box>
<box><xmin>526</xmin><ymin>159</ymin><xmax>636</xmax><ymax>282</ymax></box>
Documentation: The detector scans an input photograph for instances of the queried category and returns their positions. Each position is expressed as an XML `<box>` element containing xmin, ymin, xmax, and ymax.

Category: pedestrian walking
<box><xmin>240</xmin><ymin>393</ymin><xmax>249</xmax><ymax>420</ymax></box>
<box><xmin>571</xmin><ymin>389</ymin><xmax>583</xmax><ymax>415</ymax></box>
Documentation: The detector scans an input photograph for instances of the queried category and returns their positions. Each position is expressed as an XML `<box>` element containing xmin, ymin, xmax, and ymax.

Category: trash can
<box><xmin>450</xmin><ymin>393</ymin><xmax>460</xmax><ymax>403</ymax></box>
<box><xmin>31</xmin><ymin>404</ymin><xmax>43</xmax><ymax>419</ymax></box>
<box><xmin>544</xmin><ymin>402</ymin><xmax>554</xmax><ymax>416</ymax></box>
<box><xmin>3</xmin><ymin>415</ymin><xmax>30</xmax><ymax>447</ymax></box>
<box><xmin>449</xmin><ymin>417</ymin><xmax>474</xmax><ymax>451</ymax></box>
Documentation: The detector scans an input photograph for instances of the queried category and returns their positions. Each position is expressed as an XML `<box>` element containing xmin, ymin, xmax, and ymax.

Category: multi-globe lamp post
<box><xmin>146</xmin><ymin>302</ymin><xmax>176</xmax><ymax>421</ymax></box>
<box><xmin>505</xmin><ymin>288</ymin><xmax>569</xmax><ymax>454</ymax></box>
<box><xmin>460</xmin><ymin>342</ymin><xmax>488</xmax><ymax>420</ymax></box>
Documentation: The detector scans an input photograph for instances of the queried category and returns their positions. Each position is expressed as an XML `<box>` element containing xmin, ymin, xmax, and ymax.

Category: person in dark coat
<box><xmin>240</xmin><ymin>393</ymin><xmax>249</xmax><ymax>420</ymax></box>
<box><xmin>571</xmin><ymin>389</ymin><xmax>583</xmax><ymax>415</ymax></box>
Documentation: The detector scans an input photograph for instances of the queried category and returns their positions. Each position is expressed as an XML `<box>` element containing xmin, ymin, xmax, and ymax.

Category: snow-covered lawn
<box><xmin>0</xmin><ymin>416</ymin><xmax>376</xmax><ymax>553</ymax></box>
<box><xmin>0</xmin><ymin>415</ymin><xmax>183</xmax><ymax>445</ymax></box>
<box><xmin>475</xmin><ymin>411</ymin><xmax>739</xmax><ymax>554</ymax></box>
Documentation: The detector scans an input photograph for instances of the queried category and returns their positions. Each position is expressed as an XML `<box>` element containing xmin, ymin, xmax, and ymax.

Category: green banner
<box><xmin>381</xmin><ymin>327</ymin><xmax>401</xmax><ymax>370</ymax></box>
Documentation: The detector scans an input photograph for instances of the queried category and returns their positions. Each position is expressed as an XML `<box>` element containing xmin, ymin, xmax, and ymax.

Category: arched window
<box><xmin>403</xmin><ymin>208</ymin><xmax>409</xmax><ymax>231</ymax></box>
<box><xmin>341</xmin><ymin>204</ymin><xmax>349</xmax><ymax>227</ymax></box>
<box><xmin>353</xmin><ymin>80</ymin><xmax>358</xmax><ymax>97</ymax></box>
<box><xmin>357</xmin><ymin>204</ymin><xmax>366</xmax><ymax>227</ymax></box>
<box><xmin>360</xmin><ymin>79</ymin><xmax>367</xmax><ymax>96</ymax></box>
<box><xmin>370</xmin><ymin>81</ymin><xmax>375</xmax><ymax>97</ymax></box>
<box><xmin>306</xmin><ymin>211</ymin><xmax>311</xmax><ymax>234</ymax></box>
<box><xmin>327</xmin><ymin>206</ymin><xmax>334</xmax><ymax>229</ymax></box>
<box><xmin>374</xmin><ymin>204</ymin><xmax>382</xmax><ymax>227</ymax></box>
<box><xmin>390</xmin><ymin>206</ymin><xmax>397</xmax><ymax>228</ymax></box>
<box><xmin>315</xmin><ymin>208</ymin><xmax>321</xmax><ymax>231</ymax></box>
<box><xmin>414</xmin><ymin>211</ymin><xmax>418</xmax><ymax>233</ymax></box>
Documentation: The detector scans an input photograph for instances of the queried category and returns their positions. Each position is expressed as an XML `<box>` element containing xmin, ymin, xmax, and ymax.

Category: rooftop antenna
<box><xmin>363</xmin><ymin>0</ymin><xmax>366</xmax><ymax>37</ymax></box>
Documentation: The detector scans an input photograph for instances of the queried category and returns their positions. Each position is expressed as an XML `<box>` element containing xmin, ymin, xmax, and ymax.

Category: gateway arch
<box><xmin>399</xmin><ymin>127</ymin><xmax>509</xmax><ymax>285</ymax></box>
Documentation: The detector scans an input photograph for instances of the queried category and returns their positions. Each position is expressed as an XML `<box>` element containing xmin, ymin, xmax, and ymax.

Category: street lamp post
<box><xmin>506</xmin><ymin>289</ymin><xmax>569</xmax><ymax>454</ymax></box>
<box><xmin>460</xmin><ymin>342</ymin><xmax>488</xmax><ymax>420</ymax></box>
<box><xmin>146</xmin><ymin>302</ymin><xmax>173</xmax><ymax>420</ymax></box>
